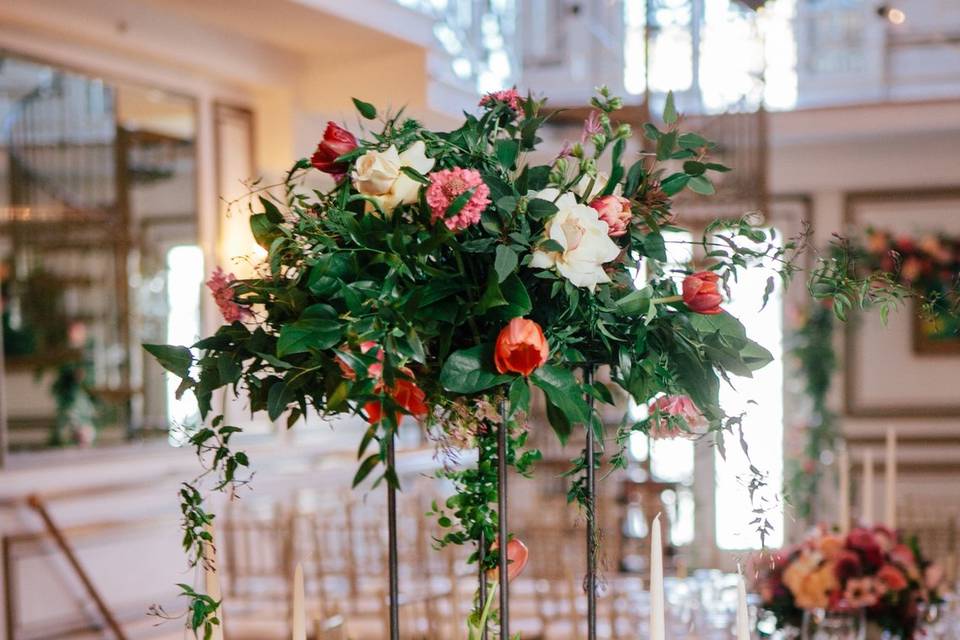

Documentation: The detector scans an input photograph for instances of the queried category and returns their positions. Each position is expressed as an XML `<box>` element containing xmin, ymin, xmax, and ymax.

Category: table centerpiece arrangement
<box><xmin>145</xmin><ymin>87</ymin><xmax>903</xmax><ymax>639</ymax></box>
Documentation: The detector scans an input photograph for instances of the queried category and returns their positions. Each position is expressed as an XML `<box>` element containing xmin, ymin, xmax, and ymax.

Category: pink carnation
<box><xmin>581</xmin><ymin>110</ymin><xmax>602</xmax><ymax>142</ymax></box>
<box><xmin>426</xmin><ymin>168</ymin><xmax>490</xmax><ymax>231</ymax></box>
<box><xmin>207</xmin><ymin>267</ymin><xmax>252</xmax><ymax>323</ymax></box>
<box><xmin>647</xmin><ymin>394</ymin><xmax>705</xmax><ymax>439</ymax></box>
<box><xmin>479</xmin><ymin>88</ymin><xmax>522</xmax><ymax>114</ymax></box>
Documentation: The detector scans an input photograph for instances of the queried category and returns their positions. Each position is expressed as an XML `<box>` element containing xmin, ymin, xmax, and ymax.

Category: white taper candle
<box><xmin>203</xmin><ymin>522</ymin><xmax>225</xmax><ymax>640</ymax></box>
<box><xmin>838</xmin><ymin>445</ymin><xmax>850</xmax><ymax>535</ymax></box>
<box><xmin>885</xmin><ymin>427</ymin><xmax>897</xmax><ymax>530</ymax></box>
<box><xmin>650</xmin><ymin>513</ymin><xmax>665</xmax><ymax>640</ymax></box>
<box><xmin>862</xmin><ymin>449</ymin><xmax>875</xmax><ymax>526</ymax></box>
<box><xmin>736</xmin><ymin>568</ymin><xmax>750</xmax><ymax>640</ymax></box>
<box><xmin>292</xmin><ymin>563</ymin><xmax>305</xmax><ymax>640</ymax></box>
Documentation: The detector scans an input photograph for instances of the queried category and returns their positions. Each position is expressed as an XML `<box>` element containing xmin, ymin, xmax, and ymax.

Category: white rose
<box><xmin>352</xmin><ymin>141</ymin><xmax>435</xmax><ymax>212</ymax></box>
<box><xmin>529</xmin><ymin>188</ymin><xmax>622</xmax><ymax>292</ymax></box>
<box><xmin>575</xmin><ymin>171</ymin><xmax>622</xmax><ymax>201</ymax></box>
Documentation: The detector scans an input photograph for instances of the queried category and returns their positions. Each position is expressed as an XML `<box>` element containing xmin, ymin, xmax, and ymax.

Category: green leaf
<box><xmin>267</xmin><ymin>380</ymin><xmax>293</xmax><ymax>421</ymax></box>
<box><xmin>508</xmin><ymin>376</ymin><xmax>531</xmax><ymax>417</ymax></box>
<box><xmin>144</xmin><ymin>344</ymin><xmax>193</xmax><ymax>378</ymax></box>
<box><xmin>689</xmin><ymin>311</ymin><xmax>747</xmax><ymax>341</ymax></box>
<box><xmin>250</xmin><ymin>213</ymin><xmax>280</xmax><ymax>250</ymax></box>
<box><xmin>439</xmin><ymin>345</ymin><xmax>513</xmax><ymax>394</ymax></box>
<box><xmin>740</xmin><ymin>339</ymin><xmax>774</xmax><ymax>371</ymax></box>
<box><xmin>494</xmin><ymin>245</ymin><xmax>518</xmax><ymax>284</ymax></box>
<box><xmin>276</xmin><ymin>319</ymin><xmax>341</xmax><ymax>357</ymax></box>
<box><xmin>678</xmin><ymin>132</ymin><xmax>707</xmax><ymax>149</ymax></box>
<box><xmin>544</xmin><ymin>396</ymin><xmax>573</xmax><ymax>444</ymax></box>
<box><xmin>352</xmin><ymin>454</ymin><xmax>381</xmax><ymax>487</ymax></box>
<box><xmin>614</xmin><ymin>289</ymin><xmax>652</xmax><ymax>316</ymax></box>
<box><xmin>400</xmin><ymin>165</ymin><xmax>430</xmax><ymax>185</ymax></box>
<box><xmin>642</xmin><ymin>232</ymin><xmax>667</xmax><ymax>261</ymax></box>
<box><xmin>259</xmin><ymin>196</ymin><xmax>284</xmax><ymax>223</ymax></box>
<box><xmin>687</xmin><ymin>175</ymin><xmax>715</xmax><ymax>195</ymax></box>
<box><xmin>624</xmin><ymin>160</ymin><xmax>645</xmax><ymax>197</ymax></box>
<box><xmin>683</xmin><ymin>160</ymin><xmax>707</xmax><ymax>176</ymax></box>
<box><xmin>530</xmin><ymin>365</ymin><xmax>590</xmax><ymax>432</ymax></box>
<box><xmin>663</xmin><ymin>91</ymin><xmax>678</xmax><ymax>125</ymax></box>
<box><xmin>488</xmin><ymin>274</ymin><xmax>532</xmax><ymax>322</ymax></box>
<box><xmin>526</xmin><ymin>198</ymin><xmax>558</xmax><ymax>220</ymax></box>
<box><xmin>352</xmin><ymin>97</ymin><xmax>377</xmax><ymax>119</ymax></box>
<box><xmin>660</xmin><ymin>172</ymin><xmax>689</xmax><ymax>196</ymax></box>
<box><xmin>536</xmin><ymin>238</ymin><xmax>564</xmax><ymax>253</ymax></box>
<box><xmin>495</xmin><ymin>139</ymin><xmax>519</xmax><ymax>169</ymax></box>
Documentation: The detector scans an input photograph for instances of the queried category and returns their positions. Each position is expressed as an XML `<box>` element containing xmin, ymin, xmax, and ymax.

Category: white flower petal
<box><xmin>530</xmin><ymin>250</ymin><xmax>556</xmax><ymax>269</ymax></box>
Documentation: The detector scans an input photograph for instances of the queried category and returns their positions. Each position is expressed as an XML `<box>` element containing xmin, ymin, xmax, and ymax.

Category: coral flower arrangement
<box><xmin>145</xmin><ymin>88</ymin><xmax>879</xmax><ymax>636</ymax></box>
<box><xmin>758</xmin><ymin>526</ymin><xmax>945</xmax><ymax>638</ymax></box>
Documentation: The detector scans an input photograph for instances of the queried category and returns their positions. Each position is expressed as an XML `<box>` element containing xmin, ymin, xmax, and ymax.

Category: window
<box><xmin>165</xmin><ymin>245</ymin><xmax>203</xmax><ymax>445</ymax></box>
<box><xmin>715</xmin><ymin>231</ymin><xmax>785</xmax><ymax>549</ymax></box>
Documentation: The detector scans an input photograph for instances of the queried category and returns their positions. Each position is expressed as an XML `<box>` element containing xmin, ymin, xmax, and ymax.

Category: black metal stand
<box><xmin>584</xmin><ymin>365</ymin><xmax>598</xmax><ymax>640</ymax></box>
<box><xmin>497</xmin><ymin>399</ymin><xmax>509</xmax><ymax>640</ymax></box>
<box><xmin>386</xmin><ymin>436</ymin><xmax>400</xmax><ymax>640</ymax></box>
<box><xmin>478</xmin><ymin>530</ymin><xmax>488</xmax><ymax>640</ymax></box>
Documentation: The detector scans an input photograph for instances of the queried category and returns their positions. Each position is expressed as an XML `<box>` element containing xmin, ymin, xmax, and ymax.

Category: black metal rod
<box><xmin>585</xmin><ymin>366</ymin><xmax>597</xmax><ymax>640</ymax></box>
<box><xmin>479</xmin><ymin>530</ymin><xmax>488</xmax><ymax>640</ymax></box>
<box><xmin>498</xmin><ymin>399</ymin><xmax>509</xmax><ymax>640</ymax></box>
<box><xmin>386</xmin><ymin>436</ymin><xmax>400</xmax><ymax>640</ymax></box>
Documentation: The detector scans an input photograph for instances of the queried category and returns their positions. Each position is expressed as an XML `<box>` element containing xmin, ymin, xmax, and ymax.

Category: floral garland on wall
<box><xmin>144</xmin><ymin>89</ymin><xmax>896</xmax><ymax>637</ymax></box>
<box><xmin>786</xmin><ymin>228</ymin><xmax>960</xmax><ymax>526</ymax></box>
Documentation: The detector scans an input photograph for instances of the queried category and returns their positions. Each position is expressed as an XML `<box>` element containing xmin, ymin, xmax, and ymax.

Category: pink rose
<box><xmin>589</xmin><ymin>195</ymin><xmax>632</xmax><ymax>237</ymax></box>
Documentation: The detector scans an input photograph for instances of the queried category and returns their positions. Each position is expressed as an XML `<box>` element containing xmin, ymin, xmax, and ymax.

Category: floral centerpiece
<box><xmin>145</xmin><ymin>87</ymin><xmax>877</xmax><ymax>638</ymax></box>
<box><xmin>758</xmin><ymin>525</ymin><xmax>945</xmax><ymax>638</ymax></box>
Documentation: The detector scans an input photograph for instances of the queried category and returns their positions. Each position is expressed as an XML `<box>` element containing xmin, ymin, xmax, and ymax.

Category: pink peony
<box><xmin>479</xmin><ymin>88</ymin><xmax>522</xmax><ymax>114</ymax></box>
<box><xmin>207</xmin><ymin>267</ymin><xmax>251</xmax><ymax>323</ymax></box>
<box><xmin>589</xmin><ymin>195</ymin><xmax>632</xmax><ymax>237</ymax></box>
<box><xmin>647</xmin><ymin>394</ymin><xmax>705</xmax><ymax>439</ymax></box>
<box><xmin>425</xmin><ymin>168</ymin><xmax>490</xmax><ymax>231</ymax></box>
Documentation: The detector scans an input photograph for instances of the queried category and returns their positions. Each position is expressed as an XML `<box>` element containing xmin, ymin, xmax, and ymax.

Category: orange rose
<box><xmin>493</xmin><ymin>318</ymin><xmax>548</xmax><ymax>376</ymax></box>
<box><xmin>682</xmin><ymin>271</ymin><xmax>723</xmax><ymax>315</ymax></box>
<box><xmin>486</xmin><ymin>538</ymin><xmax>529</xmax><ymax>582</ymax></box>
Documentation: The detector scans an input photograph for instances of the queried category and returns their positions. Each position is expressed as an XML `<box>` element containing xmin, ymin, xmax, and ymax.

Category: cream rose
<box><xmin>529</xmin><ymin>188</ymin><xmax>621</xmax><ymax>292</ymax></box>
<box><xmin>352</xmin><ymin>141</ymin><xmax>435</xmax><ymax>212</ymax></box>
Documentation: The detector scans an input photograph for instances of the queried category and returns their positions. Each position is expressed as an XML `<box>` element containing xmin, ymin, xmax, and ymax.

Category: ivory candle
<box><xmin>203</xmin><ymin>523</ymin><xmax>224</xmax><ymax>640</ymax></box>
<box><xmin>736</xmin><ymin>568</ymin><xmax>750</xmax><ymax>640</ymax></box>
<box><xmin>650</xmin><ymin>513</ymin><xmax>665</xmax><ymax>640</ymax></box>
<box><xmin>885</xmin><ymin>427</ymin><xmax>897</xmax><ymax>530</ymax></box>
<box><xmin>838</xmin><ymin>445</ymin><xmax>850</xmax><ymax>535</ymax></box>
<box><xmin>862</xmin><ymin>449</ymin><xmax>875</xmax><ymax>526</ymax></box>
<box><xmin>292</xmin><ymin>563</ymin><xmax>306</xmax><ymax>640</ymax></box>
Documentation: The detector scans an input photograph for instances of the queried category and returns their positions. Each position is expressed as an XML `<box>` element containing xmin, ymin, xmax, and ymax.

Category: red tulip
<box><xmin>365</xmin><ymin>376</ymin><xmax>428</xmax><ymax>425</ymax></box>
<box><xmin>493</xmin><ymin>318</ymin><xmax>548</xmax><ymax>376</ymax></box>
<box><xmin>310</xmin><ymin>121</ymin><xmax>358</xmax><ymax>179</ymax></box>
<box><xmin>682</xmin><ymin>271</ymin><xmax>723</xmax><ymax>315</ymax></box>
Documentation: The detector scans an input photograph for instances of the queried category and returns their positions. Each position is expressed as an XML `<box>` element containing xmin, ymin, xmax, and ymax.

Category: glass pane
<box><xmin>0</xmin><ymin>53</ymin><xmax>198</xmax><ymax>452</ymax></box>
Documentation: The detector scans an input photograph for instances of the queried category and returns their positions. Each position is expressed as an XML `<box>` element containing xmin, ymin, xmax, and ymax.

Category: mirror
<box><xmin>0</xmin><ymin>52</ymin><xmax>199</xmax><ymax>453</ymax></box>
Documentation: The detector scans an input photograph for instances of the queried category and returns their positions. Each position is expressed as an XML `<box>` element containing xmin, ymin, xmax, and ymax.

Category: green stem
<box><xmin>650</xmin><ymin>294</ymin><xmax>683</xmax><ymax>304</ymax></box>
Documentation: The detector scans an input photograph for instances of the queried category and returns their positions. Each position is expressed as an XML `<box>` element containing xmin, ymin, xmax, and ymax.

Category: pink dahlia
<box><xmin>479</xmin><ymin>88</ymin><xmax>522</xmax><ymax>114</ymax></box>
<box><xmin>207</xmin><ymin>267</ymin><xmax>252</xmax><ymax>323</ymax></box>
<box><xmin>426</xmin><ymin>168</ymin><xmax>490</xmax><ymax>231</ymax></box>
<box><xmin>647</xmin><ymin>394</ymin><xmax>705</xmax><ymax>439</ymax></box>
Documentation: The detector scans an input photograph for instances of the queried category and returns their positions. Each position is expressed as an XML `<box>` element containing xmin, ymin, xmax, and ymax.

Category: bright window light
<box><xmin>715</xmin><ymin>231</ymin><xmax>784</xmax><ymax>549</ymax></box>
<box><xmin>165</xmin><ymin>245</ymin><xmax>203</xmax><ymax>445</ymax></box>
